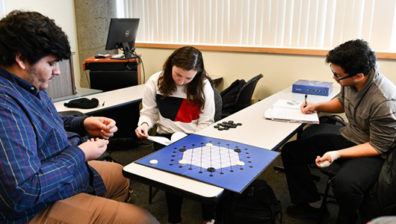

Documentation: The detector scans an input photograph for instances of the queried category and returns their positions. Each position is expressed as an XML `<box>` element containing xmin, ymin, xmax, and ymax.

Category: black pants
<box><xmin>154</xmin><ymin>134</ymin><xmax>216</xmax><ymax>223</ymax></box>
<box><xmin>281</xmin><ymin>134</ymin><xmax>384</xmax><ymax>224</ymax></box>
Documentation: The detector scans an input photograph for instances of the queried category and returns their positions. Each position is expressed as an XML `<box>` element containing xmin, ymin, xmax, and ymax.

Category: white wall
<box><xmin>136</xmin><ymin>47</ymin><xmax>396</xmax><ymax>101</ymax></box>
<box><xmin>3</xmin><ymin>0</ymin><xmax>80</xmax><ymax>88</ymax></box>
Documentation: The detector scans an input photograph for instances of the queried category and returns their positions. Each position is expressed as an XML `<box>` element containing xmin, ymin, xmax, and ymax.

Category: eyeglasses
<box><xmin>330</xmin><ymin>65</ymin><xmax>356</xmax><ymax>81</ymax></box>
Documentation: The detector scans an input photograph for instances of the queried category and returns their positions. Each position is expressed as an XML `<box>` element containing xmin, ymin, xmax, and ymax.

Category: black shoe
<box><xmin>286</xmin><ymin>204</ymin><xmax>326</xmax><ymax>220</ymax></box>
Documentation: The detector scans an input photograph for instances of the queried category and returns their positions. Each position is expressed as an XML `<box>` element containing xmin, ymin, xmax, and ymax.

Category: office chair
<box><xmin>221</xmin><ymin>73</ymin><xmax>263</xmax><ymax>118</ymax></box>
<box><xmin>213</xmin><ymin>87</ymin><xmax>223</xmax><ymax>122</ymax></box>
<box><xmin>298</xmin><ymin>121</ymin><xmax>345</xmax><ymax>224</ymax></box>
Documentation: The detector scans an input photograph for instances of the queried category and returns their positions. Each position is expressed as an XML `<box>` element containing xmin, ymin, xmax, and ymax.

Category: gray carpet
<box><xmin>106</xmin><ymin>138</ymin><xmax>339</xmax><ymax>224</ymax></box>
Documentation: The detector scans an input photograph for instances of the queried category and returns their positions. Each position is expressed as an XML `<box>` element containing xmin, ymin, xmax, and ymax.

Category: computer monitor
<box><xmin>105</xmin><ymin>18</ymin><xmax>139</xmax><ymax>59</ymax></box>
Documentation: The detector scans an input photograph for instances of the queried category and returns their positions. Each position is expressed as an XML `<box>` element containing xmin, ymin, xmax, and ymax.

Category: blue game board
<box><xmin>136</xmin><ymin>134</ymin><xmax>279</xmax><ymax>193</ymax></box>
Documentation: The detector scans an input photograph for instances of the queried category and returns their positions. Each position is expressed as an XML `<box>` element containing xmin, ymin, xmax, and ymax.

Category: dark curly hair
<box><xmin>326</xmin><ymin>39</ymin><xmax>376</xmax><ymax>76</ymax></box>
<box><xmin>158</xmin><ymin>46</ymin><xmax>211</xmax><ymax>110</ymax></box>
<box><xmin>0</xmin><ymin>10</ymin><xmax>71</xmax><ymax>66</ymax></box>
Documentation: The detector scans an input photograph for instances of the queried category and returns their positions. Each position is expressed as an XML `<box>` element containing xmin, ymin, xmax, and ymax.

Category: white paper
<box><xmin>147</xmin><ymin>136</ymin><xmax>172</xmax><ymax>146</ymax></box>
<box><xmin>147</xmin><ymin>132</ymin><xmax>187</xmax><ymax>146</ymax></box>
<box><xmin>264</xmin><ymin>99</ymin><xmax>319</xmax><ymax>124</ymax></box>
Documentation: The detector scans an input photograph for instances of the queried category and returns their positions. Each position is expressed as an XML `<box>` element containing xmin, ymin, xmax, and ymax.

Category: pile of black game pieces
<box><xmin>214</xmin><ymin>120</ymin><xmax>242</xmax><ymax>131</ymax></box>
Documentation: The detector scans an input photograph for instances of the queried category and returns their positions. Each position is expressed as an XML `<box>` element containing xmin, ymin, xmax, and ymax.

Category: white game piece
<box><xmin>206</xmin><ymin>143</ymin><xmax>213</xmax><ymax>147</ymax></box>
<box><xmin>179</xmin><ymin>159</ymin><xmax>187</xmax><ymax>164</ymax></box>
<box><xmin>149</xmin><ymin>159</ymin><xmax>158</xmax><ymax>164</ymax></box>
<box><xmin>236</xmin><ymin>161</ymin><xmax>245</xmax><ymax>166</ymax></box>
<box><xmin>320</xmin><ymin>161</ymin><xmax>331</xmax><ymax>168</ymax></box>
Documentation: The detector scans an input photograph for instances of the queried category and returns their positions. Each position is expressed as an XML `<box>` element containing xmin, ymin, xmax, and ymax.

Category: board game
<box><xmin>136</xmin><ymin>134</ymin><xmax>279</xmax><ymax>193</ymax></box>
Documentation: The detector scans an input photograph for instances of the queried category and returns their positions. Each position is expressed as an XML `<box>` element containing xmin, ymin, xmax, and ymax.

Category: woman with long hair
<box><xmin>135</xmin><ymin>46</ymin><xmax>216</xmax><ymax>224</ymax></box>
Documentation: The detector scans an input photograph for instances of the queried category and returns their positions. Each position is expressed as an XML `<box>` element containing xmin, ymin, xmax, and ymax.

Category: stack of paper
<box><xmin>264</xmin><ymin>99</ymin><xmax>319</xmax><ymax>124</ymax></box>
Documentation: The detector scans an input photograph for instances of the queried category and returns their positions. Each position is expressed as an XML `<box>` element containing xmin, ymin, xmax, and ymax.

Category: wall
<box><xmin>74</xmin><ymin>0</ymin><xmax>116</xmax><ymax>88</ymax></box>
<box><xmin>136</xmin><ymin>47</ymin><xmax>396</xmax><ymax>101</ymax></box>
<box><xmin>3</xmin><ymin>0</ymin><xmax>81</xmax><ymax>88</ymax></box>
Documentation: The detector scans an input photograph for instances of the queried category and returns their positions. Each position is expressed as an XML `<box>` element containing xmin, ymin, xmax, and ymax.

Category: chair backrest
<box><xmin>234</xmin><ymin>73</ymin><xmax>263</xmax><ymax>111</ymax></box>
<box><xmin>213</xmin><ymin>87</ymin><xmax>223</xmax><ymax>122</ymax></box>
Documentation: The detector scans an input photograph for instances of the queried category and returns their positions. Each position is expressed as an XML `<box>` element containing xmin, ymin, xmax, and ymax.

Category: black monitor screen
<box><xmin>105</xmin><ymin>18</ymin><xmax>139</xmax><ymax>59</ymax></box>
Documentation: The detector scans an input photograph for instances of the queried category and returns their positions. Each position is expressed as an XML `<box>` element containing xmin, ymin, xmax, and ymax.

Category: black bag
<box><xmin>221</xmin><ymin>79</ymin><xmax>246</xmax><ymax>115</ymax></box>
<box><xmin>221</xmin><ymin>179</ymin><xmax>282</xmax><ymax>224</ymax></box>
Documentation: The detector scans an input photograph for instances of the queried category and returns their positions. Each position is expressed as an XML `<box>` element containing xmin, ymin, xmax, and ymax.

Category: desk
<box><xmin>55</xmin><ymin>85</ymin><xmax>145</xmax><ymax>138</ymax></box>
<box><xmin>83</xmin><ymin>55</ymin><xmax>140</xmax><ymax>92</ymax></box>
<box><xmin>55</xmin><ymin>85</ymin><xmax>145</xmax><ymax>114</ymax></box>
<box><xmin>197</xmin><ymin>87</ymin><xmax>338</xmax><ymax>150</ymax></box>
<box><xmin>52</xmin><ymin>88</ymin><xmax>102</xmax><ymax>103</ymax></box>
<box><xmin>123</xmin><ymin>86</ymin><xmax>339</xmax><ymax>200</ymax></box>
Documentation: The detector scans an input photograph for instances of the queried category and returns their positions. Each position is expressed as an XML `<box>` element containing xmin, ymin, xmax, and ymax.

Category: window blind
<box><xmin>117</xmin><ymin>0</ymin><xmax>396</xmax><ymax>51</ymax></box>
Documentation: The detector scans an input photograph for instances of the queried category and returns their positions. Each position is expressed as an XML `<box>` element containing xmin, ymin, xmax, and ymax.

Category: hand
<box><xmin>315</xmin><ymin>150</ymin><xmax>340</xmax><ymax>168</ymax></box>
<box><xmin>135</xmin><ymin>123</ymin><xmax>149</xmax><ymax>138</ymax></box>
<box><xmin>84</xmin><ymin>117</ymin><xmax>117</xmax><ymax>139</ymax></box>
<box><xmin>300</xmin><ymin>102</ymin><xmax>317</xmax><ymax>114</ymax></box>
<box><xmin>79</xmin><ymin>138</ymin><xmax>109</xmax><ymax>161</ymax></box>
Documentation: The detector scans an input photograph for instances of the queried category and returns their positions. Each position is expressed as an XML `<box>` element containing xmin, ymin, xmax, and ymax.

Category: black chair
<box><xmin>296</xmin><ymin>119</ymin><xmax>346</xmax><ymax>224</ymax></box>
<box><xmin>213</xmin><ymin>87</ymin><xmax>223</xmax><ymax>122</ymax></box>
<box><xmin>221</xmin><ymin>74</ymin><xmax>263</xmax><ymax>118</ymax></box>
<box><xmin>359</xmin><ymin>145</ymin><xmax>396</xmax><ymax>223</ymax></box>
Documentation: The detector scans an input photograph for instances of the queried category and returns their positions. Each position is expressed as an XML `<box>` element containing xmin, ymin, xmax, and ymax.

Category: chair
<box><xmin>359</xmin><ymin>145</ymin><xmax>396</xmax><ymax>223</ymax></box>
<box><xmin>221</xmin><ymin>74</ymin><xmax>263</xmax><ymax>118</ymax></box>
<box><xmin>297</xmin><ymin>120</ymin><xmax>345</xmax><ymax>224</ymax></box>
<box><xmin>213</xmin><ymin>87</ymin><xmax>223</xmax><ymax>122</ymax></box>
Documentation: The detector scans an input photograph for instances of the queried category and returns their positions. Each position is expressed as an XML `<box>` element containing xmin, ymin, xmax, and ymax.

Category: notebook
<box><xmin>264</xmin><ymin>99</ymin><xmax>319</xmax><ymax>124</ymax></box>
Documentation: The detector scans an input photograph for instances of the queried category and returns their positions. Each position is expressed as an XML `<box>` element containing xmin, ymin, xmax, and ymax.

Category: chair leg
<box><xmin>318</xmin><ymin>177</ymin><xmax>332</xmax><ymax>224</ymax></box>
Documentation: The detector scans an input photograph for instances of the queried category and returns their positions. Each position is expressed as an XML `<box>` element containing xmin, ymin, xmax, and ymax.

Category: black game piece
<box><xmin>214</xmin><ymin>120</ymin><xmax>242</xmax><ymax>131</ymax></box>
<box><xmin>207</xmin><ymin>167</ymin><xmax>216</xmax><ymax>172</ymax></box>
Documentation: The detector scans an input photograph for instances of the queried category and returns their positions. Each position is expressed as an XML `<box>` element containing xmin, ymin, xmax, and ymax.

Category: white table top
<box><xmin>196</xmin><ymin>87</ymin><xmax>339</xmax><ymax>150</ymax></box>
<box><xmin>52</xmin><ymin>88</ymin><xmax>102</xmax><ymax>103</ymax></box>
<box><xmin>123</xmin><ymin>86</ymin><xmax>340</xmax><ymax>198</ymax></box>
<box><xmin>123</xmin><ymin>163</ymin><xmax>224</xmax><ymax>198</ymax></box>
<box><xmin>54</xmin><ymin>84</ymin><xmax>145</xmax><ymax>114</ymax></box>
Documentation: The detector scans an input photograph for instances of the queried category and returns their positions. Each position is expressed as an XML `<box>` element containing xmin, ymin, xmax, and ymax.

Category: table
<box><xmin>54</xmin><ymin>84</ymin><xmax>145</xmax><ymax>114</ymax></box>
<box><xmin>123</xmin><ymin>86</ymin><xmax>339</xmax><ymax>201</ymax></box>
<box><xmin>197</xmin><ymin>87</ymin><xmax>337</xmax><ymax>150</ymax></box>
<box><xmin>52</xmin><ymin>88</ymin><xmax>102</xmax><ymax>103</ymax></box>
<box><xmin>55</xmin><ymin>85</ymin><xmax>145</xmax><ymax>138</ymax></box>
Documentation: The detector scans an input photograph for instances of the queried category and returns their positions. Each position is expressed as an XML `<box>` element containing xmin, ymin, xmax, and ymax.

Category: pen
<box><xmin>304</xmin><ymin>94</ymin><xmax>307</xmax><ymax>108</ymax></box>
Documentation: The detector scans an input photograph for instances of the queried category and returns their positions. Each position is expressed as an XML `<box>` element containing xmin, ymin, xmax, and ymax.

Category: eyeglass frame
<box><xmin>330</xmin><ymin>65</ymin><xmax>357</xmax><ymax>81</ymax></box>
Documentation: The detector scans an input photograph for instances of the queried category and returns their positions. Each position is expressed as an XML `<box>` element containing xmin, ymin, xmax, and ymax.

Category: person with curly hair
<box><xmin>0</xmin><ymin>10</ymin><xmax>158</xmax><ymax>224</ymax></box>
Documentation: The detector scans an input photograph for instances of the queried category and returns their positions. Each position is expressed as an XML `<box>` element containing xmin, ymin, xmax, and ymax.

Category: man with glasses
<box><xmin>281</xmin><ymin>39</ymin><xmax>396</xmax><ymax>223</ymax></box>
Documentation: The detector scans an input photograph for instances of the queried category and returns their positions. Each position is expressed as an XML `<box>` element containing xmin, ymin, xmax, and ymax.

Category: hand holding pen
<box><xmin>301</xmin><ymin>94</ymin><xmax>316</xmax><ymax>114</ymax></box>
